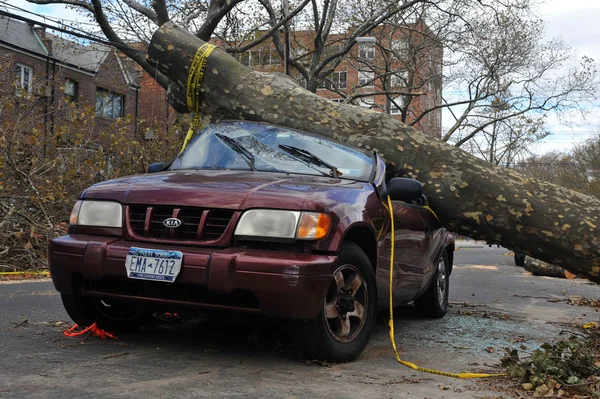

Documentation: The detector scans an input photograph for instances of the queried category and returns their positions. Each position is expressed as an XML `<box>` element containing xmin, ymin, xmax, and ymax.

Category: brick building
<box><xmin>1</xmin><ymin>15</ymin><xmax>441</xmax><ymax>143</ymax></box>
<box><xmin>0</xmin><ymin>15</ymin><xmax>173</xmax><ymax>140</ymax></box>
<box><xmin>216</xmin><ymin>21</ymin><xmax>443</xmax><ymax>138</ymax></box>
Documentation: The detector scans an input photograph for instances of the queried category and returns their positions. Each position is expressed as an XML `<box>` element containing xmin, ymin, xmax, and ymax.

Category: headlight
<box><xmin>234</xmin><ymin>210</ymin><xmax>331</xmax><ymax>240</ymax></box>
<box><xmin>70</xmin><ymin>200</ymin><xmax>122</xmax><ymax>228</ymax></box>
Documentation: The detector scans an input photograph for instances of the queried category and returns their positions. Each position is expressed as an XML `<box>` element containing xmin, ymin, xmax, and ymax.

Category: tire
<box><xmin>514</xmin><ymin>252</ymin><xmax>526</xmax><ymax>267</ymax></box>
<box><xmin>61</xmin><ymin>293</ymin><xmax>150</xmax><ymax>332</ymax></box>
<box><xmin>289</xmin><ymin>242</ymin><xmax>377</xmax><ymax>363</ymax></box>
<box><xmin>414</xmin><ymin>251</ymin><xmax>449</xmax><ymax>318</ymax></box>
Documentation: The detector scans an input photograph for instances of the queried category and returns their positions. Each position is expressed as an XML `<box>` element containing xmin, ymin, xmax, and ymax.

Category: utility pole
<box><xmin>282</xmin><ymin>0</ymin><xmax>291</xmax><ymax>75</ymax></box>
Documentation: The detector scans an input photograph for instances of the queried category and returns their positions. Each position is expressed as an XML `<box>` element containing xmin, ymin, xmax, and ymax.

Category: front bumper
<box><xmin>48</xmin><ymin>235</ymin><xmax>337</xmax><ymax>319</ymax></box>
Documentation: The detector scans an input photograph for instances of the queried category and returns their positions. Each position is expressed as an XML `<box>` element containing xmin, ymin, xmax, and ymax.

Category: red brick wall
<box><xmin>0</xmin><ymin>46</ymin><xmax>50</xmax><ymax>128</ymax></box>
<box><xmin>0</xmin><ymin>43</ymin><xmax>141</xmax><ymax>142</ymax></box>
<box><xmin>213</xmin><ymin>23</ymin><xmax>444</xmax><ymax>139</ymax></box>
<box><xmin>137</xmin><ymin>68</ymin><xmax>173</xmax><ymax>133</ymax></box>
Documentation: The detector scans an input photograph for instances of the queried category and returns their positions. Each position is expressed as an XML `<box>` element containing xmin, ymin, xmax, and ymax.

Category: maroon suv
<box><xmin>49</xmin><ymin>120</ymin><xmax>454</xmax><ymax>362</ymax></box>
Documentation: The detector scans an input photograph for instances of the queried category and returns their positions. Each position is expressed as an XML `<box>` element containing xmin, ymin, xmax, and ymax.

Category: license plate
<box><xmin>125</xmin><ymin>247</ymin><xmax>183</xmax><ymax>283</ymax></box>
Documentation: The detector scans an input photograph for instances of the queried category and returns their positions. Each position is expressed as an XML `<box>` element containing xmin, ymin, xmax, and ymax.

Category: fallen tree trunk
<box><xmin>147</xmin><ymin>22</ymin><xmax>600</xmax><ymax>283</ymax></box>
<box><xmin>524</xmin><ymin>259</ymin><xmax>568</xmax><ymax>279</ymax></box>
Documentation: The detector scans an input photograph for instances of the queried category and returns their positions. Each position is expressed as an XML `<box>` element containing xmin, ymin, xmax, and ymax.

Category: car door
<box><xmin>415</xmin><ymin>204</ymin><xmax>445</xmax><ymax>294</ymax></box>
<box><xmin>377</xmin><ymin>201</ymin><xmax>427</xmax><ymax>304</ymax></box>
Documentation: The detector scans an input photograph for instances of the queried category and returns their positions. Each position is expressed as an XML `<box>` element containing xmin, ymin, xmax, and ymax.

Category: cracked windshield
<box><xmin>171</xmin><ymin>121</ymin><xmax>373</xmax><ymax>181</ymax></box>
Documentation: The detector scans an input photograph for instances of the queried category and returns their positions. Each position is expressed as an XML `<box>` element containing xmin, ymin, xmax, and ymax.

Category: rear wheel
<box><xmin>61</xmin><ymin>293</ymin><xmax>150</xmax><ymax>332</ymax></box>
<box><xmin>514</xmin><ymin>252</ymin><xmax>526</xmax><ymax>267</ymax></box>
<box><xmin>289</xmin><ymin>242</ymin><xmax>376</xmax><ymax>362</ymax></box>
<box><xmin>414</xmin><ymin>251</ymin><xmax>449</xmax><ymax>318</ymax></box>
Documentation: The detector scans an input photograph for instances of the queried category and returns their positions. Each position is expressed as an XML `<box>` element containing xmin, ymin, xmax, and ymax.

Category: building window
<box><xmin>390</xmin><ymin>96</ymin><xmax>404</xmax><ymax>115</ymax></box>
<box><xmin>16</xmin><ymin>63</ymin><xmax>33</xmax><ymax>92</ymax></box>
<box><xmin>357</xmin><ymin>96</ymin><xmax>374</xmax><ymax>109</ymax></box>
<box><xmin>240</xmin><ymin>52</ymin><xmax>251</xmax><ymax>66</ymax></box>
<box><xmin>391</xmin><ymin>39</ymin><xmax>409</xmax><ymax>59</ymax></box>
<box><xmin>390</xmin><ymin>71</ymin><xmax>408</xmax><ymax>87</ymax></box>
<box><xmin>95</xmin><ymin>88</ymin><xmax>124</xmax><ymax>119</ymax></box>
<box><xmin>358</xmin><ymin>43</ymin><xmax>375</xmax><ymax>60</ymax></box>
<box><xmin>65</xmin><ymin>79</ymin><xmax>78</xmax><ymax>103</ymax></box>
<box><xmin>325</xmin><ymin>71</ymin><xmax>347</xmax><ymax>89</ymax></box>
<box><xmin>358</xmin><ymin>71</ymin><xmax>374</xmax><ymax>88</ymax></box>
<box><xmin>264</xmin><ymin>50</ymin><xmax>280</xmax><ymax>66</ymax></box>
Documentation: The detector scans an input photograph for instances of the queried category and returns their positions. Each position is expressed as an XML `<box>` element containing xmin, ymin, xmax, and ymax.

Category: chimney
<box><xmin>31</xmin><ymin>25</ymin><xmax>52</xmax><ymax>55</ymax></box>
<box><xmin>32</xmin><ymin>25</ymin><xmax>45</xmax><ymax>39</ymax></box>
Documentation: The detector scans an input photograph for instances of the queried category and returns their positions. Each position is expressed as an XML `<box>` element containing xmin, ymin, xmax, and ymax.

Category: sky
<box><xmin>534</xmin><ymin>0</ymin><xmax>600</xmax><ymax>154</ymax></box>
<box><xmin>5</xmin><ymin>0</ymin><xmax>600</xmax><ymax>156</ymax></box>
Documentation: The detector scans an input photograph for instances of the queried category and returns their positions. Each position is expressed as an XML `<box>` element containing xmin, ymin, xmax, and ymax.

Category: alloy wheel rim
<box><xmin>323</xmin><ymin>264</ymin><xmax>368</xmax><ymax>343</ymax></box>
<box><xmin>436</xmin><ymin>259</ymin><xmax>447</xmax><ymax>306</ymax></box>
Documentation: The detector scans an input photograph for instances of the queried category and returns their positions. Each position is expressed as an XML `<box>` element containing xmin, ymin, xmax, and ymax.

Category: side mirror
<box><xmin>386</xmin><ymin>177</ymin><xmax>423</xmax><ymax>203</ymax></box>
<box><xmin>147</xmin><ymin>162</ymin><xmax>170</xmax><ymax>173</ymax></box>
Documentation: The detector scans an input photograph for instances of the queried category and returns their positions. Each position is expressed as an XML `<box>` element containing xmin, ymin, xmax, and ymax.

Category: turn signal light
<box><xmin>69</xmin><ymin>200</ymin><xmax>82</xmax><ymax>225</ymax></box>
<box><xmin>297</xmin><ymin>212</ymin><xmax>331</xmax><ymax>240</ymax></box>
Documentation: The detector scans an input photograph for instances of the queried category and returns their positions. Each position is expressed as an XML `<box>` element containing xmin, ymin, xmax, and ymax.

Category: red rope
<box><xmin>63</xmin><ymin>322</ymin><xmax>118</xmax><ymax>340</ymax></box>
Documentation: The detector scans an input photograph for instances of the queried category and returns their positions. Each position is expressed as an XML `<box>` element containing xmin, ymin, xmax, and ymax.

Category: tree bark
<box><xmin>524</xmin><ymin>259</ymin><xmax>567</xmax><ymax>279</ymax></box>
<box><xmin>148</xmin><ymin>22</ymin><xmax>600</xmax><ymax>283</ymax></box>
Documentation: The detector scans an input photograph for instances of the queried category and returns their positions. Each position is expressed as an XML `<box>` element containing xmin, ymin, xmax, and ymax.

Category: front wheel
<box><xmin>61</xmin><ymin>293</ymin><xmax>150</xmax><ymax>332</ymax></box>
<box><xmin>414</xmin><ymin>251</ymin><xmax>449</xmax><ymax>318</ymax></box>
<box><xmin>289</xmin><ymin>242</ymin><xmax>376</xmax><ymax>362</ymax></box>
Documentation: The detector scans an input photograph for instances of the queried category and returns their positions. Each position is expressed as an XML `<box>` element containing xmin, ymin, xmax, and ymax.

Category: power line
<box><xmin>0</xmin><ymin>8</ymin><xmax>145</xmax><ymax>56</ymax></box>
<box><xmin>0</xmin><ymin>1</ymin><xmax>105</xmax><ymax>27</ymax></box>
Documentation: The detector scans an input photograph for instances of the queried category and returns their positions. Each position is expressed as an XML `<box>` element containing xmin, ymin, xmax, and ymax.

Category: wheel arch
<box><xmin>445</xmin><ymin>243</ymin><xmax>455</xmax><ymax>274</ymax></box>
<box><xmin>340</xmin><ymin>224</ymin><xmax>378</xmax><ymax>272</ymax></box>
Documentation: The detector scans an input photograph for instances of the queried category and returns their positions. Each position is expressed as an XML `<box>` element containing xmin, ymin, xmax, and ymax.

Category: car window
<box><xmin>169</xmin><ymin>121</ymin><xmax>374</xmax><ymax>181</ymax></box>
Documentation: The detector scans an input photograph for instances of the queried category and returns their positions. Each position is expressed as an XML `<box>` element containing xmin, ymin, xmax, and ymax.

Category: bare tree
<box><xmin>21</xmin><ymin>0</ymin><xmax>600</xmax><ymax>282</ymax></box>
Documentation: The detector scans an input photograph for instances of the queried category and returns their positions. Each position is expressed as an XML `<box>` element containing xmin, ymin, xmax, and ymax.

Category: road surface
<box><xmin>1</xmin><ymin>247</ymin><xmax>598</xmax><ymax>398</ymax></box>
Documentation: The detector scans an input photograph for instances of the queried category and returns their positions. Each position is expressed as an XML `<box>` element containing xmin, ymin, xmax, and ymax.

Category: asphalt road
<box><xmin>1</xmin><ymin>247</ymin><xmax>598</xmax><ymax>398</ymax></box>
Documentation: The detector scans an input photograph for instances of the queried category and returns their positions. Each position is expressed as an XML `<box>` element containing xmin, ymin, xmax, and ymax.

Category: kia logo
<box><xmin>163</xmin><ymin>218</ymin><xmax>182</xmax><ymax>228</ymax></box>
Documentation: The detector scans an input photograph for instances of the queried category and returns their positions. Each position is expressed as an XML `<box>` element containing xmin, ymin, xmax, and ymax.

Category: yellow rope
<box><xmin>0</xmin><ymin>271</ymin><xmax>50</xmax><ymax>276</ymax></box>
<box><xmin>386</xmin><ymin>196</ymin><xmax>505</xmax><ymax>378</ymax></box>
<box><xmin>180</xmin><ymin>42</ymin><xmax>216</xmax><ymax>154</ymax></box>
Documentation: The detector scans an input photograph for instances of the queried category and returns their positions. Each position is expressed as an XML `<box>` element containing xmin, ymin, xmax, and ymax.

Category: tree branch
<box><xmin>26</xmin><ymin>0</ymin><xmax>93</xmax><ymax>12</ymax></box>
<box><xmin>196</xmin><ymin>0</ymin><xmax>245</xmax><ymax>41</ymax></box>
<box><xmin>122</xmin><ymin>0</ymin><xmax>159</xmax><ymax>24</ymax></box>
<box><xmin>152</xmin><ymin>0</ymin><xmax>170</xmax><ymax>25</ymax></box>
<box><xmin>227</xmin><ymin>0</ymin><xmax>311</xmax><ymax>54</ymax></box>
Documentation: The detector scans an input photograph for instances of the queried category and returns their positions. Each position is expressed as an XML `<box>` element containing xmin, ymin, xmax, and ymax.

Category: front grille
<box><xmin>127</xmin><ymin>205</ymin><xmax>235</xmax><ymax>243</ymax></box>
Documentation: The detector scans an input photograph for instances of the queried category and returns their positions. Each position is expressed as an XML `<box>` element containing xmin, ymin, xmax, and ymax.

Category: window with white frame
<box><xmin>240</xmin><ymin>52</ymin><xmax>251</xmax><ymax>66</ymax></box>
<box><xmin>358</xmin><ymin>42</ymin><xmax>375</xmax><ymax>60</ymax></box>
<box><xmin>95</xmin><ymin>88</ymin><xmax>124</xmax><ymax>119</ymax></box>
<box><xmin>390</xmin><ymin>70</ymin><xmax>408</xmax><ymax>87</ymax></box>
<box><xmin>16</xmin><ymin>63</ymin><xmax>33</xmax><ymax>92</ymax></box>
<box><xmin>358</xmin><ymin>71</ymin><xmax>374</xmax><ymax>88</ymax></box>
<box><xmin>266</xmin><ymin>50</ymin><xmax>281</xmax><ymax>65</ymax></box>
<box><xmin>330</xmin><ymin>71</ymin><xmax>347</xmax><ymax>89</ymax></box>
<box><xmin>357</xmin><ymin>96</ymin><xmax>374</xmax><ymax>109</ymax></box>
<box><xmin>390</xmin><ymin>96</ymin><xmax>404</xmax><ymax>115</ymax></box>
<box><xmin>64</xmin><ymin>79</ymin><xmax>78</xmax><ymax>103</ymax></box>
<box><xmin>391</xmin><ymin>39</ymin><xmax>409</xmax><ymax>59</ymax></box>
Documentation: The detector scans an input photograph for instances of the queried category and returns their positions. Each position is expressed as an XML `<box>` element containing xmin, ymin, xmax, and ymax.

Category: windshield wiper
<box><xmin>215</xmin><ymin>133</ymin><xmax>255</xmax><ymax>171</ymax></box>
<box><xmin>278</xmin><ymin>144</ymin><xmax>340</xmax><ymax>178</ymax></box>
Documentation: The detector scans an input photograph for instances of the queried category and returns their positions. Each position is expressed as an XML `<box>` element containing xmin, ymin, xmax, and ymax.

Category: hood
<box><xmin>82</xmin><ymin>170</ymin><xmax>365</xmax><ymax>210</ymax></box>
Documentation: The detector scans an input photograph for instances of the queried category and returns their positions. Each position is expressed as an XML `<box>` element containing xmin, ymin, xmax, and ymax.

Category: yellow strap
<box><xmin>179</xmin><ymin>113</ymin><xmax>203</xmax><ymax>154</ymax></box>
<box><xmin>424</xmin><ymin>205</ymin><xmax>441</xmax><ymax>224</ymax></box>
<box><xmin>180</xmin><ymin>43</ymin><xmax>216</xmax><ymax>153</ymax></box>
<box><xmin>0</xmin><ymin>271</ymin><xmax>50</xmax><ymax>275</ymax></box>
<box><xmin>386</xmin><ymin>196</ymin><xmax>505</xmax><ymax>379</ymax></box>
